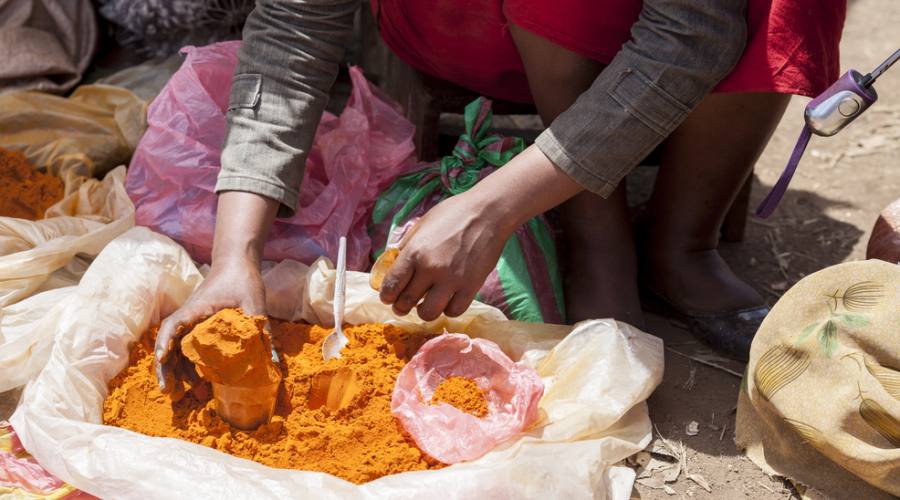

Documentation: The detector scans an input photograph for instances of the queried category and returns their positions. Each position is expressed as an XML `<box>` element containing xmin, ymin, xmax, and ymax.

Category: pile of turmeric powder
<box><xmin>431</xmin><ymin>376</ymin><xmax>489</xmax><ymax>417</ymax></box>
<box><xmin>0</xmin><ymin>147</ymin><xmax>63</xmax><ymax>220</ymax></box>
<box><xmin>103</xmin><ymin>310</ymin><xmax>440</xmax><ymax>483</ymax></box>
<box><xmin>180</xmin><ymin>310</ymin><xmax>281</xmax><ymax>387</ymax></box>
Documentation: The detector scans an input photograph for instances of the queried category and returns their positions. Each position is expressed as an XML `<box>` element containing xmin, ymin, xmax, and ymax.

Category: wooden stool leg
<box><xmin>410</xmin><ymin>92</ymin><xmax>441</xmax><ymax>162</ymax></box>
<box><xmin>721</xmin><ymin>173</ymin><xmax>752</xmax><ymax>242</ymax></box>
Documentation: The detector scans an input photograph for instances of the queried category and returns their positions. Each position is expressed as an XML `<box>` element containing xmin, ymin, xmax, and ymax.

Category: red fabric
<box><xmin>374</xmin><ymin>0</ymin><xmax>846</xmax><ymax>103</ymax></box>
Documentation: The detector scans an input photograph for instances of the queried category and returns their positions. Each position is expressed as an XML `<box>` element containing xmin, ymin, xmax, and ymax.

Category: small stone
<box><xmin>686</xmin><ymin>421</ymin><xmax>700</xmax><ymax>436</ymax></box>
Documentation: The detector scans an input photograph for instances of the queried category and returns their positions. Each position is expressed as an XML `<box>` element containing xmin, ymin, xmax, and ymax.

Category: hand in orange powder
<box><xmin>156</xmin><ymin>192</ymin><xmax>278</xmax><ymax>395</ymax></box>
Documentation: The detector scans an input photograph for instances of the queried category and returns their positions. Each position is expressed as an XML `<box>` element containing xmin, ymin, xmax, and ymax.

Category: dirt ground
<box><xmin>0</xmin><ymin>0</ymin><xmax>897</xmax><ymax>497</ymax></box>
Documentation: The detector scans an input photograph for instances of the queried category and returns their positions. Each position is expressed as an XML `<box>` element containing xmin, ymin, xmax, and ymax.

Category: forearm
<box><xmin>464</xmin><ymin>145</ymin><xmax>582</xmax><ymax>232</ymax></box>
<box><xmin>211</xmin><ymin>192</ymin><xmax>280</xmax><ymax>266</ymax></box>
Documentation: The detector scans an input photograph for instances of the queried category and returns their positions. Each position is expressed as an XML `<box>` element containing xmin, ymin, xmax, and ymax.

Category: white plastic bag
<box><xmin>0</xmin><ymin>166</ymin><xmax>134</xmax><ymax>309</ymax></box>
<box><xmin>11</xmin><ymin>227</ymin><xmax>663</xmax><ymax>499</ymax></box>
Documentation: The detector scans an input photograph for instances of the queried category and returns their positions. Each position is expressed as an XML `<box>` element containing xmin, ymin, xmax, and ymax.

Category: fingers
<box><xmin>155</xmin><ymin>314</ymin><xmax>181</xmax><ymax>365</ymax></box>
<box><xmin>416</xmin><ymin>285</ymin><xmax>456</xmax><ymax>322</ymax></box>
<box><xmin>391</xmin><ymin>270</ymin><xmax>432</xmax><ymax>317</ymax></box>
<box><xmin>379</xmin><ymin>252</ymin><xmax>415</xmax><ymax>305</ymax></box>
<box><xmin>240</xmin><ymin>288</ymin><xmax>267</xmax><ymax>317</ymax></box>
<box><xmin>155</xmin><ymin>314</ymin><xmax>182</xmax><ymax>393</ymax></box>
<box><xmin>155</xmin><ymin>305</ymin><xmax>206</xmax><ymax>393</ymax></box>
<box><xmin>445</xmin><ymin>287</ymin><xmax>478</xmax><ymax>318</ymax></box>
<box><xmin>381</xmin><ymin>248</ymin><xmax>476</xmax><ymax>320</ymax></box>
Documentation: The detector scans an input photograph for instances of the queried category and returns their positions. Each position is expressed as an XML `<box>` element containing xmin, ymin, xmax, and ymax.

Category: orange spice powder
<box><xmin>103</xmin><ymin>315</ymin><xmax>440</xmax><ymax>483</ymax></box>
<box><xmin>431</xmin><ymin>376</ymin><xmax>489</xmax><ymax>417</ymax></box>
<box><xmin>180</xmin><ymin>309</ymin><xmax>280</xmax><ymax>387</ymax></box>
<box><xmin>0</xmin><ymin>147</ymin><xmax>63</xmax><ymax>220</ymax></box>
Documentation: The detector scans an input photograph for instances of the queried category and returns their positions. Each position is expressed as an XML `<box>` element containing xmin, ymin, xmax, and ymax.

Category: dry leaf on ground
<box><xmin>689</xmin><ymin>473</ymin><xmax>712</xmax><ymax>492</ymax></box>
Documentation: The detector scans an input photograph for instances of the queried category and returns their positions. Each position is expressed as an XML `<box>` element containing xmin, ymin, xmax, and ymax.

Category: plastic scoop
<box><xmin>369</xmin><ymin>247</ymin><xmax>399</xmax><ymax>291</ymax></box>
<box><xmin>322</xmin><ymin>237</ymin><xmax>348</xmax><ymax>361</ymax></box>
<box><xmin>370</xmin><ymin>218</ymin><xmax>421</xmax><ymax>291</ymax></box>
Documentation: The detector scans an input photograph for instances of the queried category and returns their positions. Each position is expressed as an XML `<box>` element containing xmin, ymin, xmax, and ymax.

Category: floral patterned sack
<box><xmin>737</xmin><ymin>260</ymin><xmax>900</xmax><ymax>498</ymax></box>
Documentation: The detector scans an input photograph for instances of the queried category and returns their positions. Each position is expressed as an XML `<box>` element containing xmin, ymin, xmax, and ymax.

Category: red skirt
<box><xmin>373</xmin><ymin>0</ymin><xmax>846</xmax><ymax>103</ymax></box>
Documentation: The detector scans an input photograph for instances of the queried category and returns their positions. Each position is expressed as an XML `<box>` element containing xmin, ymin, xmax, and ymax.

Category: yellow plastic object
<box><xmin>0</xmin><ymin>85</ymin><xmax>147</xmax><ymax>178</ymax></box>
<box><xmin>369</xmin><ymin>247</ymin><xmax>399</xmax><ymax>291</ymax></box>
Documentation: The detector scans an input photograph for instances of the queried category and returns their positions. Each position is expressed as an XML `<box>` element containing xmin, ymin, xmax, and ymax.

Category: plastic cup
<box><xmin>369</xmin><ymin>247</ymin><xmax>399</xmax><ymax>290</ymax></box>
<box><xmin>212</xmin><ymin>377</ymin><xmax>281</xmax><ymax>430</ymax></box>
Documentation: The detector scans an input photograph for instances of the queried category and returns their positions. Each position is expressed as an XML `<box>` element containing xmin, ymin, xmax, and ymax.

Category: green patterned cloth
<box><xmin>737</xmin><ymin>260</ymin><xmax>900</xmax><ymax>498</ymax></box>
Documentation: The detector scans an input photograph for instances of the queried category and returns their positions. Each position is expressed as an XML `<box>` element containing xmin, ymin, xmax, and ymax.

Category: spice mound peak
<box><xmin>431</xmin><ymin>376</ymin><xmax>489</xmax><ymax>417</ymax></box>
<box><xmin>180</xmin><ymin>308</ymin><xmax>280</xmax><ymax>387</ymax></box>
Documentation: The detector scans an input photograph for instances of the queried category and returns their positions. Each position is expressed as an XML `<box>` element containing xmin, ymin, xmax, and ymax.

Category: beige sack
<box><xmin>737</xmin><ymin>260</ymin><xmax>900</xmax><ymax>498</ymax></box>
<box><xmin>0</xmin><ymin>0</ymin><xmax>97</xmax><ymax>94</ymax></box>
<box><xmin>10</xmin><ymin>227</ymin><xmax>664</xmax><ymax>499</ymax></box>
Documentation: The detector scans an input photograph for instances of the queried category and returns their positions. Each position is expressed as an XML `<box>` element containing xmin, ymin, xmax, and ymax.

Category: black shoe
<box><xmin>640</xmin><ymin>286</ymin><xmax>768</xmax><ymax>362</ymax></box>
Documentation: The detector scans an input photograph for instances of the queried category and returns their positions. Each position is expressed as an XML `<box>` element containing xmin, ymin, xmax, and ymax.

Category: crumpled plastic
<box><xmin>0</xmin><ymin>421</ymin><xmax>96</xmax><ymax>499</ymax></box>
<box><xmin>11</xmin><ymin>227</ymin><xmax>663</xmax><ymax>499</ymax></box>
<box><xmin>96</xmin><ymin>54</ymin><xmax>184</xmax><ymax>102</ymax></box>
<box><xmin>126</xmin><ymin>41</ymin><xmax>416</xmax><ymax>270</ymax></box>
<box><xmin>392</xmin><ymin>333</ymin><xmax>544</xmax><ymax>463</ymax></box>
<box><xmin>0</xmin><ymin>166</ymin><xmax>134</xmax><ymax>309</ymax></box>
<box><xmin>0</xmin><ymin>85</ymin><xmax>148</xmax><ymax>178</ymax></box>
<box><xmin>0</xmin><ymin>167</ymin><xmax>135</xmax><ymax>392</ymax></box>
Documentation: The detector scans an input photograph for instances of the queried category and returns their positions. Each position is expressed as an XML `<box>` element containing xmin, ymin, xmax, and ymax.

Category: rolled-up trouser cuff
<box><xmin>535</xmin><ymin>129</ymin><xmax>618</xmax><ymax>198</ymax></box>
<box><xmin>215</xmin><ymin>174</ymin><xmax>299</xmax><ymax>218</ymax></box>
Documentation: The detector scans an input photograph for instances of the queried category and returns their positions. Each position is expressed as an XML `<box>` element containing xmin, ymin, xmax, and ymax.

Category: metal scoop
<box><xmin>322</xmin><ymin>237</ymin><xmax>348</xmax><ymax>361</ymax></box>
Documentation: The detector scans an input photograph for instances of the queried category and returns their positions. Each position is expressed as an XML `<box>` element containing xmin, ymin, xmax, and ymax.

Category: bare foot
<box><xmin>639</xmin><ymin>242</ymin><xmax>763</xmax><ymax>314</ymax></box>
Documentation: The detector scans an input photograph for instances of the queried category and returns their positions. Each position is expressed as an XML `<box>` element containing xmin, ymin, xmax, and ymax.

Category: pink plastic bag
<box><xmin>125</xmin><ymin>41</ymin><xmax>416</xmax><ymax>270</ymax></box>
<box><xmin>391</xmin><ymin>333</ymin><xmax>544</xmax><ymax>464</ymax></box>
<box><xmin>0</xmin><ymin>422</ymin><xmax>96</xmax><ymax>499</ymax></box>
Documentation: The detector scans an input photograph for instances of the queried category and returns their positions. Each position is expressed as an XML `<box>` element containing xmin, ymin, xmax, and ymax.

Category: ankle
<box><xmin>637</xmin><ymin>214</ymin><xmax>722</xmax><ymax>250</ymax></box>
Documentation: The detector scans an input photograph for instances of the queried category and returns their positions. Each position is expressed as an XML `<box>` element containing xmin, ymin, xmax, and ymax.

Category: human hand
<box><xmin>378</xmin><ymin>145</ymin><xmax>584</xmax><ymax>321</ymax></box>
<box><xmin>155</xmin><ymin>190</ymin><xmax>280</xmax><ymax>397</ymax></box>
<box><xmin>379</xmin><ymin>192</ymin><xmax>512</xmax><ymax>321</ymax></box>
<box><xmin>154</xmin><ymin>257</ymin><xmax>268</xmax><ymax>397</ymax></box>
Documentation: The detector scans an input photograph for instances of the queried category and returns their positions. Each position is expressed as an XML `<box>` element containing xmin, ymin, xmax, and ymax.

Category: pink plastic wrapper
<box><xmin>126</xmin><ymin>41</ymin><xmax>416</xmax><ymax>270</ymax></box>
<box><xmin>391</xmin><ymin>333</ymin><xmax>544</xmax><ymax>464</ymax></box>
<box><xmin>0</xmin><ymin>421</ymin><xmax>96</xmax><ymax>499</ymax></box>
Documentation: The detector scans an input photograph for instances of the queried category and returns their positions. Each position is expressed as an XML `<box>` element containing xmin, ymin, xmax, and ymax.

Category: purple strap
<box><xmin>755</xmin><ymin>124</ymin><xmax>813</xmax><ymax>218</ymax></box>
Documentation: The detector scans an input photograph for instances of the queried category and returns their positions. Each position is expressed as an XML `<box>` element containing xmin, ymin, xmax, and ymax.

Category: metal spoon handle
<box><xmin>333</xmin><ymin>237</ymin><xmax>347</xmax><ymax>328</ymax></box>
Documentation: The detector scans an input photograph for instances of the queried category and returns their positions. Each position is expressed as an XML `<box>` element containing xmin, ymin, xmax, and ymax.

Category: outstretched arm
<box><xmin>155</xmin><ymin>0</ymin><xmax>361</xmax><ymax>392</ymax></box>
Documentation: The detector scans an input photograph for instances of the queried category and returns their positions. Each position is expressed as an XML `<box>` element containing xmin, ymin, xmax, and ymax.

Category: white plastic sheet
<box><xmin>0</xmin><ymin>167</ymin><xmax>134</xmax><ymax>392</ymax></box>
<box><xmin>0</xmin><ymin>166</ymin><xmax>134</xmax><ymax>308</ymax></box>
<box><xmin>11</xmin><ymin>228</ymin><xmax>663</xmax><ymax>499</ymax></box>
